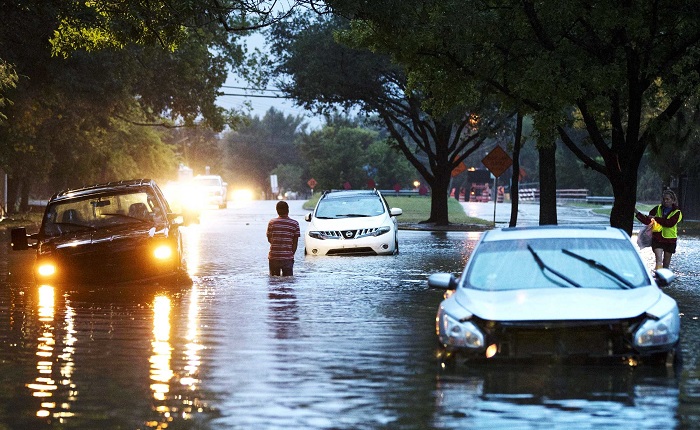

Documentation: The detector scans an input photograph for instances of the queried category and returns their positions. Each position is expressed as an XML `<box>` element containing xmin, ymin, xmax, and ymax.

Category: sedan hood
<box><xmin>42</xmin><ymin>224</ymin><xmax>161</xmax><ymax>253</ymax></box>
<box><xmin>455</xmin><ymin>286</ymin><xmax>662</xmax><ymax>321</ymax></box>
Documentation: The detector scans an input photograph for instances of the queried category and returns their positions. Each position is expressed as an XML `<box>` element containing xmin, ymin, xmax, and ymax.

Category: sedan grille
<box><xmin>476</xmin><ymin>317</ymin><xmax>644</xmax><ymax>360</ymax></box>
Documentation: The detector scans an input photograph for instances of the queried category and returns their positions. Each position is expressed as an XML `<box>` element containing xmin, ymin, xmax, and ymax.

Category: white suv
<box><xmin>304</xmin><ymin>190</ymin><xmax>402</xmax><ymax>256</ymax></box>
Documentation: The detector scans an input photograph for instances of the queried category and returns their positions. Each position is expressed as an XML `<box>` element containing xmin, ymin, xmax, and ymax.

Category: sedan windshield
<box><xmin>315</xmin><ymin>196</ymin><xmax>386</xmax><ymax>219</ymax></box>
<box><xmin>466</xmin><ymin>237</ymin><xmax>649</xmax><ymax>291</ymax></box>
<box><xmin>41</xmin><ymin>191</ymin><xmax>164</xmax><ymax>237</ymax></box>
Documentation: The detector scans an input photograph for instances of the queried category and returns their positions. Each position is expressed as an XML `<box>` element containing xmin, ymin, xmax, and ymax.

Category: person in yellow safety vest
<box><xmin>635</xmin><ymin>189</ymin><xmax>683</xmax><ymax>270</ymax></box>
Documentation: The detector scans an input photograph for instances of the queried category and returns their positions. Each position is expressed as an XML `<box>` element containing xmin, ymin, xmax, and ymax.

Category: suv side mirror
<box><xmin>11</xmin><ymin>228</ymin><xmax>29</xmax><ymax>251</ymax></box>
<box><xmin>390</xmin><ymin>208</ymin><xmax>403</xmax><ymax>217</ymax></box>
<box><xmin>305</xmin><ymin>213</ymin><xmax>312</xmax><ymax>222</ymax></box>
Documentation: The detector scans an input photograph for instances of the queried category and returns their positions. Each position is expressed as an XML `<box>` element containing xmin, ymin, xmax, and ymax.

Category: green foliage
<box><xmin>265</xmin><ymin>11</ymin><xmax>510</xmax><ymax>224</ymax></box>
<box><xmin>0</xmin><ymin>0</ymin><xmax>249</xmax><ymax>209</ymax></box>
<box><xmin>0</xmin><ymin>59</ymin><xmax>18</xmax><ymax>122</ymax></box>
<box><xmin>326</xmin><ymin>0</ymin><xmax>700</xmax><ymax>232</ymax></box>
<box><xmin>298</xmin><ymin>124</ymin><xmax>377</xmax><ymax>191</ymax></box>
<box><xmin>366</xmin><ymin>138</ymin><xmax>416</xmax><ymax>189</ymax></box>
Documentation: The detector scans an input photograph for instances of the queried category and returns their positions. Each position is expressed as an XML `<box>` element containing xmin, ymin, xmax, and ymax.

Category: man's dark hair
<box><xmin>276</xmin><ymin>201</ymin><xmax>289</xmax><ymax>216</ymax></box>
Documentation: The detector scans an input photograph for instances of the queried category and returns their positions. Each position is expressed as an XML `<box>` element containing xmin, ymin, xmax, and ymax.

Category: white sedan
<box><xmin>429</xmin><ymin>225</ymin><xmax>681</xmax><ymax>367</ymax></box>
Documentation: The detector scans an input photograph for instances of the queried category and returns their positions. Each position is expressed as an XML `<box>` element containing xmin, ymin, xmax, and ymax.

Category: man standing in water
<box><xmin>267</xmin><ymin>201</ymin><xmax>300</xmax><ymax>276</ymax></box>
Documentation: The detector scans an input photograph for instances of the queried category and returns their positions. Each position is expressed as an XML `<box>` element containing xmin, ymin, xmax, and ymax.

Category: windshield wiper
<box><xmin>527</xmin><ymin>245</ymin><xmax>582</xmax><ymax>288</ymax></box>
<box><xmin>561</xmin><ymin>249</ymin><xmax>634</xmax><ymax>289</ymax></box>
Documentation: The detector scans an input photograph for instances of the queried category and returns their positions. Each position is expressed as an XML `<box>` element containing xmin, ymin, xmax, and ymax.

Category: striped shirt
<box><xmin>267</xmin><ymin>216</ymin><xmax>300</xmax><ymax>261</ymax></box>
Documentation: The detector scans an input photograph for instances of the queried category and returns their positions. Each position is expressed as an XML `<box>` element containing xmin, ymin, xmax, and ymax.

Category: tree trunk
<box><xmin>609</xmin><ymin>165</ymin><xmax>639</xmax><ymax>235</ymax></box>
<box><xmin>538</xmin><ymin>143</ymin><xmax>557</xmax><ymax>225</ymax></box>
<box><xmin>426</xmin><ymin>168</ymin><xmax>452</xmax><ymax>225</ymax></box>
<box><xmin>19</xmin><ymin>177</ymin><xmax>30</xmax><ymax>213</ymax></box>
<box><xmin>509</xmin><ymin>113</ymin><xmax>523</xmax><ymax>227</ymax></box>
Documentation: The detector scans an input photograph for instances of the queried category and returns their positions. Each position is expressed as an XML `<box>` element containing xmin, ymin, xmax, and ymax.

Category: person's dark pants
<box><xmin>269</xmin><ymin>259</ymin><xmax>294</xmax><ymax>276</ymax></box>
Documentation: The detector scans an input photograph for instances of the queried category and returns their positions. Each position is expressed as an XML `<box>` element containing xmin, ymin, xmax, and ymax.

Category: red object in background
<box><xmin>344</xmin><ymin>181</ymin><xmax>352</xmax><ymax>190</ymax></box>
<box><xmin>393</xmin><ymin>183</ymin><xmax>401</xmax><ymax>192</ymax></box>
<box><xmin>367</xmin><ymin>179</ymin><xmax>376</xmax><ymax>189</ymax></box>
<box><xmin>419</xmin><ymin>184</ymin><xmax>428</xmax><ymax>195</ymax></box>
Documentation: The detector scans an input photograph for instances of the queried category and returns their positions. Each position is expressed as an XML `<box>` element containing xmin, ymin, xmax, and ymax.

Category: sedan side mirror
<box><xmin>11</xmin><ymin>228</ymin><xmax>29</xmax><ymax>251</ymax></box>
<box><xmin>427</xmin><ymin>273</ymin><xmax>458</xmax><ymax>290</ymax></box>
<box><xmin>654</xmin><ymin>268</ymin><xmax>676</xmax><ymax>287</ymax></box>
<box><xmin>390</xmin><ymin>208</ymin><xmax>403</xmax><ymax>217</ymax></box>
<box><xmin>305</xmin><ymin>213</ymin><xmax>312</xmax><ymax>222</ymax></box>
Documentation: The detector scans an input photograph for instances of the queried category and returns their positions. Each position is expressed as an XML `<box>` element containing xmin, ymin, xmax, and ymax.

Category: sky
<box><xmin>215</xmin><ymin>33</ymin><xmax>325</xmax><ymax>129</ymax></box>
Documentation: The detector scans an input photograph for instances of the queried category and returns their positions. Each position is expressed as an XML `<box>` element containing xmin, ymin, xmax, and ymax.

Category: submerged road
<box><xmin>0</xmin><ymin>199</ymin><xmax>698</xmax><ymax>429</ymax></box>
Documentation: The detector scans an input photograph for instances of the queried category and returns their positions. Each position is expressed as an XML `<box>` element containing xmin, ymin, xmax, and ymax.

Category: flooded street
<box><xmin>1</xmin><ymin>200</ymin><xmax>700</xmax><ymax>429</ymax></box>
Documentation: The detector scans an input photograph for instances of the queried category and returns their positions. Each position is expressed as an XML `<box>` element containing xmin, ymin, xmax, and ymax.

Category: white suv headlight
<box><xmin>634</xmin><ymin>310</ymin><xmax>680</xmax><ymax>347</ymax></box>
<box><xmin>308</xmin><ymin>231</ymin><xmax>326</xmax><ymax>240</ymax></box>
<box><xmin>371</xmin><ymin>226</ymin><xmax>391</xmax><ymax>236</ymax></box>
<box><xmin>439</xmin><ymin>313</ymin><xmax>484</xmax><ymax>349</ymax></box>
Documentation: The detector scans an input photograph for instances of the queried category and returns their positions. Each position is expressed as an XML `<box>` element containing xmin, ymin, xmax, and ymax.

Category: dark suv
<box><xmin>11</xmin><ymin>179</ymin><xmax>190</xmax><ymax>285</ymax></box>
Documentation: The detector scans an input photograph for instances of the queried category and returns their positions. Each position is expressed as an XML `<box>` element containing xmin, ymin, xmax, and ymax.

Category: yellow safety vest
<box><xmin>654</xmin><ymin>206</ymin><xmax>682</xmax><ymax>239</ymax></box>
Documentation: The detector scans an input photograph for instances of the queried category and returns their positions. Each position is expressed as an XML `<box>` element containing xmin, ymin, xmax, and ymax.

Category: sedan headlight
<box><xmin>153</xmin><ymin>244</ymin><xmax>173</xmax><ymax>260</ymax></box>
<box><xmin>36</xmin><ymin>262</ymin><xmax>57</xmax><ymax>277</ymax></box>
<box><xmin>439</xmin><ymin>313</ymin><xmax>484</xmax><ymax>349</ymax></box>
<box><xmin>634</xmin><ymin>311</ymin><xmax>680</xmax><ymax>348</ymax></box>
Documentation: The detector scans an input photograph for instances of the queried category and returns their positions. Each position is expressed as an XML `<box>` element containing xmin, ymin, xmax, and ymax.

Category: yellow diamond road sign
<box><xmin>482</xmin><ymin>146</ymin><xmax>512</xmax><ymax>178</ymax></box>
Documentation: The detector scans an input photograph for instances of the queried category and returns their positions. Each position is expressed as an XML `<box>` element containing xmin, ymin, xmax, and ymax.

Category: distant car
<box><xmin>10</xmin><ymin>179</ymin><xmax>190</xmax><ymax>286</ymax></box>
<box><xmin>304</xmin><ymin>189</ymin><xmax>402</xmax><ymax>256</ymax></box>
<box><xmin>192</xmin><ymin>175</ymin><xmax>228</xmax><ymax>209</ymax></box>
<box><xmin>429</xmin><ymin>225</ymin><xmax>681</xmax><ymax>367</ymax></box>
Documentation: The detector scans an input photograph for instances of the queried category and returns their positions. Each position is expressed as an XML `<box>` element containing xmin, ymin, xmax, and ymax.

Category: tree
<box><xmin>265</xmin><ymin>13</ymin><xmax>510</xmax><ymax>224</ymax></box>
<box><xmin>325</xmin><ymin>0</ymin><xmax>700</xmax><ymax>234</ymax></box>
<box><xmin>298</xmin><ymin>124</ymin><xmax>377</xmax><ymax>191</ymax></box>
<box><xmin>0</xmin><ymin>0</ymin><xmax>244</xmax><ymax>210</ymax></box>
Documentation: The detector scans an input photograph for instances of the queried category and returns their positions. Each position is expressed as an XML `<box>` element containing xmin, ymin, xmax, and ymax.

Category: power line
<box><xmin>218</xmin><ymin>92</ymin><xmax>294</xmax><ymax>99</ymax></box>
<box><xmin>220</xmin><ymin>85</ymin><xmax>285</xmax><ymax>93</ymax></box>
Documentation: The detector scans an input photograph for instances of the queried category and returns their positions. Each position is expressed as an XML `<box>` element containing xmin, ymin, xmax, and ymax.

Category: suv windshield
<box><xmin>315</xmin><ymin>195</ymin><xmax>386</xmax><ymax>219</ymax></box>
<box><xmin>466</xmin><ymin>237</ymin><xmax>648</xmax><ymax>291</ymax></box>
<box><xmin>41</xmin><ymin>190</ymin><xmax>164</xmax><ymax>237</ymax></box>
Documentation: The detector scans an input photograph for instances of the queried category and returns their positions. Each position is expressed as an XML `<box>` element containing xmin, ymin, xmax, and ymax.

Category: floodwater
<box><xmin>1</xmin><ymin>200</ymin><xmax>699</xmax><ymax>429</ymax></box>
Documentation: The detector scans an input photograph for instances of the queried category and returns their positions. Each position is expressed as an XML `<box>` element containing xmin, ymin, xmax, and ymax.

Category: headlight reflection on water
<box><xmin>30</xmin><ymin>285</ymin><xmax>77</xmax><ymax>422</ymax></box>
<box><xmin>151</xmin><ymin>295</ymin><xmax>173</xmax><ymax>403</ymax></box>
<box><xmin>148</xmin><ymin>288</ymin><xmax>206</xmax><ymax>428</ymax></box>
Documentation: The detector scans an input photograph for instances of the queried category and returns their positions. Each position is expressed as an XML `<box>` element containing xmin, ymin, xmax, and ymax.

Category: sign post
<box><xmin>307</xmin><ymin>178</ymin><xmax>317</xmax><ymax>196</ymax></box>
<box><xmin>481</xmin><ymin>146</ymin><xmax>513</xmax><ymax>226</ymax></box>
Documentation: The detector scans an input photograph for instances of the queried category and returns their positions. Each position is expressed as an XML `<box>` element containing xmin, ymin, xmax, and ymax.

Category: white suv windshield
<box><xmin>466</xmin><ymin>237</ymin><xmax>648</xmax><ymax>291</ymax></box>
<box><xmin>315</xmin><ymin>195</ymin><xmax>386</xmax><ymax>219</ymax></box>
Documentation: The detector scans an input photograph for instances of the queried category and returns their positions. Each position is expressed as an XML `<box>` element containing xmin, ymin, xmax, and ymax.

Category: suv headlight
<box><xmin>439</xmin><ymin>313</ymin><xmax>484</xmax><ymax>349</ymax></box>
<box><xmin>634</xmin><ymin>310</ymin><xmax>680</xmax><ymax>348</ymax></box>
<box><xmin>371</xmin><ymin>226</ymin><xmax>391</xmax><ymax>236</ymax></box>
<box><xmin>308</xmin><ymin>231</ymin><xmax>326</xmax><ymax>240</ymax></box>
